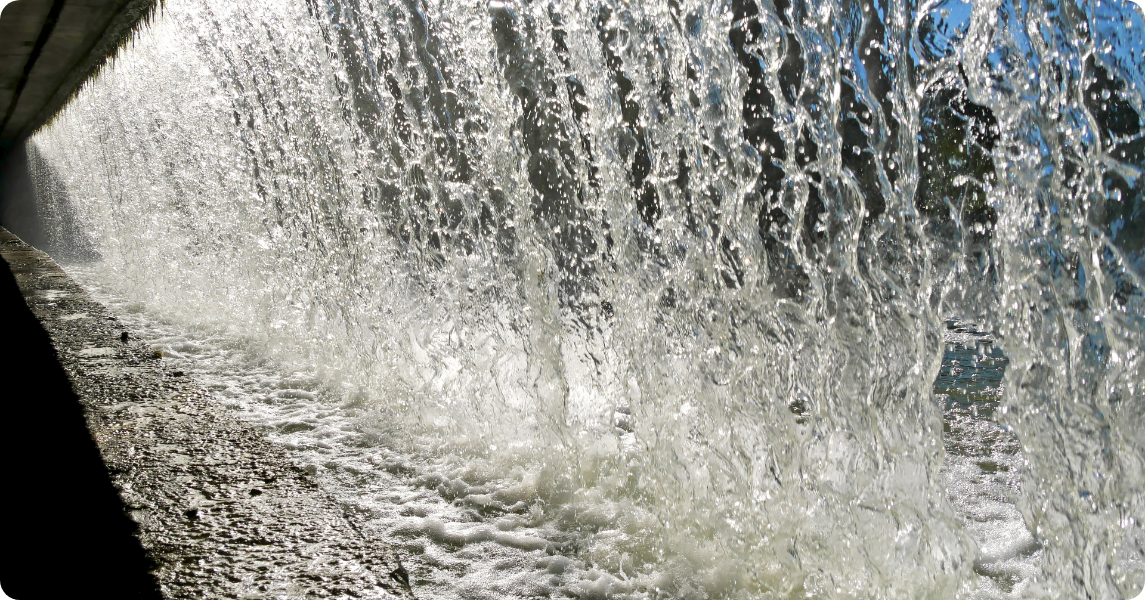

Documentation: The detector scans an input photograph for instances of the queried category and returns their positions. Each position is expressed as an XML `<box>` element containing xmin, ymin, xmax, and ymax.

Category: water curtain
<box><xmin>28</xmin><ymin>0</ymin><xmax>1145</xmax><ymax>597</ymax></box>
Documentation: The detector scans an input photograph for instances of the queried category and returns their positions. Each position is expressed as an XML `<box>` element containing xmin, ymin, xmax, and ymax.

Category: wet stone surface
<box><xmin>1</xmin><ymin>228</ymin><xmax>413</xmax><ymax>600</ymax></box>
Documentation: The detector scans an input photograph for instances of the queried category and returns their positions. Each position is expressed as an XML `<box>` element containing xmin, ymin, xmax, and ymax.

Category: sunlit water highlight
<box><xmin>26</xmin><ymin>0</ymin><xmax>1145</xmax><ymax>597</ymax></box>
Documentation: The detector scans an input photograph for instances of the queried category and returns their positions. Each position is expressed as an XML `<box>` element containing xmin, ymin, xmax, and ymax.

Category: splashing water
<box><xmin>26</xmin><ymin>0</ymin><xmax>1145</xmax><ymax>597</ymax></box>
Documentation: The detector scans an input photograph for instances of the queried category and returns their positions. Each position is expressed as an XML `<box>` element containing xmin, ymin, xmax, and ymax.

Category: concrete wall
<box><xmin>1</xmin><ymin>0</ymin><xmax>161</xmax><ymax>152</ymax></box>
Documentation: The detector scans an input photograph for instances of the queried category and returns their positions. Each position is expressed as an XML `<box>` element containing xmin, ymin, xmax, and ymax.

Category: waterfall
<box><xmin>27</xmin><ymin>0</ymin><xmax>1144</xmax><ymax>597</ymax></box>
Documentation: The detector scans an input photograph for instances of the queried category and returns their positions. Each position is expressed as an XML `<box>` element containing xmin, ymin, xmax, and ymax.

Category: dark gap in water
<box><xmin>936</xmin><ymin>320</ymin><xmax>1042</xmax><ymax>593</ymax></box>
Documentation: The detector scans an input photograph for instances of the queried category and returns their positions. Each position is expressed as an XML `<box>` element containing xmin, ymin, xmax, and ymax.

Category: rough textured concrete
<box><xmin>0</xmin><ymin>227</ymin><xmax>414</xmax><ymax>599</ymax></box>
<box><xmin>1</xmin><ymin>0</ymin><xmax>159</xmax><ymax>150</ymax></box>
<box><xmin>0</xmin><ymin>216</ymin><xmax>160</xmax><ymax>599</ymax></box>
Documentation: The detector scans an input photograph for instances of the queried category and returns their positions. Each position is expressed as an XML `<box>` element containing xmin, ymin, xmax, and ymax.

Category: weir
<box><xmin>1</xmin><ymin>0</ymin><xmax>1144</xmax><ymax>598</ymax></box>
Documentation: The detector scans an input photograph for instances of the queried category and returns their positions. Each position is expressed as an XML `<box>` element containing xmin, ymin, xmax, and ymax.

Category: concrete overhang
<box><xmin>0</xmin><ymin>0</ymin><xmax>159</xmax><ymax>156</ymax></box>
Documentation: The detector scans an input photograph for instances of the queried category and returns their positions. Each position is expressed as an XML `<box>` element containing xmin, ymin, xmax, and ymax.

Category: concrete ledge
<box><xmin>0</xmin><ymin>227</ymin><xmax>413</xmax><ymax>599</ymax></box>
<box><xmin>1</xmin><ymin>0</ymin><xmax>163</xmax><ymax>146</ymax></box>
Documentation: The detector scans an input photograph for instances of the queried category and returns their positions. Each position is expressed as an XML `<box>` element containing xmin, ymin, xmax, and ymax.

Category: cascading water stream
<box><xmin>24</xmin><ymin>0</ymin><xmax>1144</xmax><ymax>597</ymax></box>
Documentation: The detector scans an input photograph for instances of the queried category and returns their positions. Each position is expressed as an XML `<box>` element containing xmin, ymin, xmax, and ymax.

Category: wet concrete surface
<box><xmin>0</xmin><ymin>241</ymin><xmax>159</xmax><ymax>597</ymax></box>
<box><xmin>0</xmin><ymin>227</ymin><xmax>413</xmax><ymax>599</ymax></box>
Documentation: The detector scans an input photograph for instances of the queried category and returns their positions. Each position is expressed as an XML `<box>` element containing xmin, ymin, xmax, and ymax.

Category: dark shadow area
<box><xmin>0</xmin><ymin>145</ymin><xmax>49</xmax><ymax>251</ymax></box>
<box><xmin>0</xmin><ymin>252</ymin><xmax>160</xmax><ymax>599</ymax></box>
<box><xmin>0</xmin><ymin>144</ymin><xmax>98</xmax><ymax>262</ymax></box>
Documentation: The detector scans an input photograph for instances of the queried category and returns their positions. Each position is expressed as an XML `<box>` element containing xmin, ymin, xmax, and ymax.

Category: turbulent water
<box><xmin>24</xmin><ymin>0</ymin><xmax>1145</xmax><ymax>597</ymax></box>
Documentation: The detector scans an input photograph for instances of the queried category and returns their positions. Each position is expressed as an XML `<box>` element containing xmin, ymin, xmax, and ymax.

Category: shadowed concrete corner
<box><xmin>0</xmin><ymin>144</ymin><xmax>47</xmax><ymax>250</ymax></box>
<box><xmin>1</xmin><ymin>0</ymin><xmax>157</xmax><ymax>257</ymax></box>
<box><xmin>0</xmin><ymin>239</ymin><xmax>162</xmax><ymax>598</ymax></box>
<box><xmin>0</xmin><ymin>142</ymin><xmax>101</xmax><ymax>261</ymax></box>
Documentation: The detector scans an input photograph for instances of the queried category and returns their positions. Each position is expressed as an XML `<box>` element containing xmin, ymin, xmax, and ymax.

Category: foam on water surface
<box><xmin>66</xmin><ymin>265</ymin><xmax>696</xmax><ymax>600</ymax></box>
<box><xmin>50</xmin><ymin>273</ymin><xmax>1045</xmax><ymax>599</ymax></box>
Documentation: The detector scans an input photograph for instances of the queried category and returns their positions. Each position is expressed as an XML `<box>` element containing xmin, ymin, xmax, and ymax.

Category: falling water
<box><xmin>25</xmin><ymin>0</ymin><xmax>1145</xmax><ymax>597</ymax></box>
